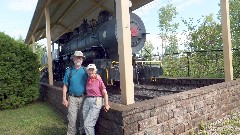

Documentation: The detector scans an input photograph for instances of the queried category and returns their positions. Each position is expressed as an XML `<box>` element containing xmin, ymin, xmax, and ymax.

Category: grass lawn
<box><xmin>0</xmin><ymin>101</ymin><xmax>67</xmax><ymax>135</ymax></box>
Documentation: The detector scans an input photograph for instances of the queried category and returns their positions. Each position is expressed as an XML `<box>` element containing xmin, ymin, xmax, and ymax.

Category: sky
<box><xmin>0</xmin><ymin>0</ymin><xmax>221</xmax><ymax>54</ymax></box>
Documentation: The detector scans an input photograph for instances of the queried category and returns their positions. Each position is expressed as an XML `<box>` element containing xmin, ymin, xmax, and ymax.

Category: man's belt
<box><xmin>87</xmin><ymin>96</ymin><xmax>103</xmax><ymax>98</ymax></box>
<box><xmin>69</xmin><ymin>93</ymin><xmax>85</xmax><ymax>97</ymax></box>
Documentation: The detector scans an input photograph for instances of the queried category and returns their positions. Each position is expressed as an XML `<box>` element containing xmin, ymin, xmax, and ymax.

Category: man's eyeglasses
<box><xmin>74</xmin><ymin>57</ymin><xmax>83</xmax><ymax>60</ymax></box>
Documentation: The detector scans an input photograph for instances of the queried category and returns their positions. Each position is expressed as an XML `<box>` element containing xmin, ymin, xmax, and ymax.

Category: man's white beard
<box><xmin>74</xmin><ymin>61</ymin><xmax>82</xmax><ymax>66</ymax></box>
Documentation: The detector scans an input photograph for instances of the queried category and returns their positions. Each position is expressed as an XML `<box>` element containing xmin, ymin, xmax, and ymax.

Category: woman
<box><xmin>82</xmin><ymin>64</ymin><xmax>110</xmax><ymax>135</ymax></box>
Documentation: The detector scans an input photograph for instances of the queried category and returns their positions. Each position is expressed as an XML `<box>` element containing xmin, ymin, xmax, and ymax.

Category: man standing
<box><xmin>62</xmin><ymin>51</ymin><xmax>88</xmax><ymax>135</ymax></box>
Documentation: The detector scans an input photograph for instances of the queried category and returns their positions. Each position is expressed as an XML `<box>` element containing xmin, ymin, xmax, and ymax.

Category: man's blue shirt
<box><xmin>63</xmin><ymin>66</ymin><xmax>88</xmax><ymax>96</ymax></box>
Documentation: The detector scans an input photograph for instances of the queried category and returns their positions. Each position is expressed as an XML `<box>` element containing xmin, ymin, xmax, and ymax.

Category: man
<box><xmin>62</xmin><ymin>51</ymin><xmax>88</xmax><ymax>135</ymax></box>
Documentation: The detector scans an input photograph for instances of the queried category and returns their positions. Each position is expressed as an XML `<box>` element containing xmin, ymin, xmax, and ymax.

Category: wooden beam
<box><xmin>31</xmin><ymin>35</ymin><xmax>36</xmax><ymax>53</ymax></box>
<box><xmin>34</xmin><ymin>31</ymin><xmax>44</xmax><ymax>42</ymax></box>
<box><xmin>115</xmin><ymin>0</ymin><xmax>134</xmax><ymax>105</ymax></box>
<box><xmin>45</xmin><ymin>5</ymin><xmax>53</xmax><ymax>85</ymax></box>
<box><xmin>37</xmin><ymin>29</ymin><xmax>45</xmax><ymax>41</ymax></box>
<box><xmin>220</xmin><ymin>0</ymin><xmax>233</xmax><ymax>81</ymax></box>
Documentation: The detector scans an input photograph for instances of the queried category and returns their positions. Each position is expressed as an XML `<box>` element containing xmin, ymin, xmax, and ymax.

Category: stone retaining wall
<box><xmin>40</xmin><ymin>83</ymin><xmax>68</xmax><ymax>122</ymax></box>
<box><xmin>40</xmin><ymin>80</ymin><xmax>240</xmax><ymax>135</ymax></box>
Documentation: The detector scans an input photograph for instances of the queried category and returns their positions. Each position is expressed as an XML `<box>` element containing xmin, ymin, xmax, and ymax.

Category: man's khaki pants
<box><xmin>67</xmin><ymin>95</ymin><xmax>85</xmax><ymax>135</ymax></box>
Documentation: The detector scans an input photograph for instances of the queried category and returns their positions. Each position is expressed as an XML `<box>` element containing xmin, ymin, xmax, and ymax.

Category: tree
<box><xmin>139</xmin><ymin>40</ymin><xmax>155</xmax><ymax>61</ymax></box>
<box><xmin>181</xmin><ymin>14</ymin><xmax>224</xmax><ymax>78</ymax></box>
<box><xmin>182</xmin><ymin>14</ymin><xmax>222</xmax><ymax>51</ymax></box>
<box><xmin>0</xmin><ymin>32</ymin><xmax>40</xmax><ymax>109</ymax></box>
<box><xmin>16</xmin><ymin>35</ymin><xmax>46</xmax><ymax>64</ymax></box>
<box><xmin>158</xmin><ymin>3</ymin><xmax>179</xmax><ymax>57</ymax></box>
<box><xmin>179</xmin><ymin>0</ymin><xmax>240</xmax><ymax>78</ymax></box>
<box><xmin>159</xmin><ymin>0</ymin><xmax>240</xmax><ymax>78</ymax></box>
<box><xmin>182</xmin><ymin>0</ymin><xmax>240</xmax><ymax>52</ymax></box>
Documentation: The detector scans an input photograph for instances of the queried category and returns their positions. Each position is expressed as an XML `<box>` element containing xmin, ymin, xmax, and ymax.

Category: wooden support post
<box><xmin>115</xmin><ymin>0</ymin><xmax>134</xmax><ymax>105</ymax></box>
<box><xmin>31</xmin><ymin>35</ymin><xmax>36</xmax><ymax>53</ymax></box>
<box><xmin>45</xmin><ymin>6</ymin><xmax>53</xmax><ymax>85</ymax></box>
<box><xmin>220</xmin><ymin>0</ymin><xmax>233</xmax><ymax>81</ymax></box>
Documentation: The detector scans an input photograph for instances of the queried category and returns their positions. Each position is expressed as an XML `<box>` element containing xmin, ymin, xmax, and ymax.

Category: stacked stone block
<box><xmin>40</xmin><ymin>80</ymin><xmax>240</xmax><ymax>135</ymax></box>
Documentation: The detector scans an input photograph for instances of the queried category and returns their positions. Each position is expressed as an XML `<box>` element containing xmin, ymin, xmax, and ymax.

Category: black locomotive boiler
<box><xmin>41</xmin><ymin>10</ymin><xmax>163</xmax><ymax>85</ymax></box>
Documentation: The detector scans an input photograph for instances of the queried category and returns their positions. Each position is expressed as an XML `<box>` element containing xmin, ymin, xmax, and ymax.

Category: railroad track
<box><xmin>107</xmin><ymin>84</ymin><xmax>186</xmax><ymax>93</ymax></box>
<box><xmin>106</xmin><ymin>84</ymin><xmax>189</xmax><ymax>103</ymax></box>
<box><xmin>136</xmin><ymin>87</ymin><xmax>183</xmax><ymax>93</ymax></box>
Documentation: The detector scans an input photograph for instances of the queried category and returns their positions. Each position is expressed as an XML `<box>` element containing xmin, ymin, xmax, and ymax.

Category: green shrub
<box><xmin>0</xmin><ymin>32</ymin><xmax>40</xmax><ymax>109</ymax></box>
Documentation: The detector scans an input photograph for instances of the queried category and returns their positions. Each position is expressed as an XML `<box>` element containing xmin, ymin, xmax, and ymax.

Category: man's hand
<box><xmin>62</xmin><ymin>85</ymin><xmax>69</xmax><ymax>107</ymax></box>
<box><xmin>96</xmin><ymin>74</ymin><xmax>101</xmax><ymax>79</ymax></box>
<box><xmin>62</xmin><ymin>99</ymin><xmax>69</xmax><ymax>107</ymax></box>
<box><xmin>104</xmin><ymin>104</ymin><xmax>110</xmax><ymax>112</ymax></box>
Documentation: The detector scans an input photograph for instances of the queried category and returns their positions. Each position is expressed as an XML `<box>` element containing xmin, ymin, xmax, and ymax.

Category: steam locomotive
<box><xmin>41</xmin><ymin>10</ymin><xmax>163</xmax><ymax>85</ymax></box>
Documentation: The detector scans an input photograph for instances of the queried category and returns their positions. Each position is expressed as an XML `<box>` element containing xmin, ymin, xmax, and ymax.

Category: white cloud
<box><xmin>173</xmin><ymin>0</ymin><xmax>203</xmax><ymax>11</ymax></box>
<box><xmin>7</xmin><ymin>0</ymin><xmax>37</xmax><ymax>11</ymax></box>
